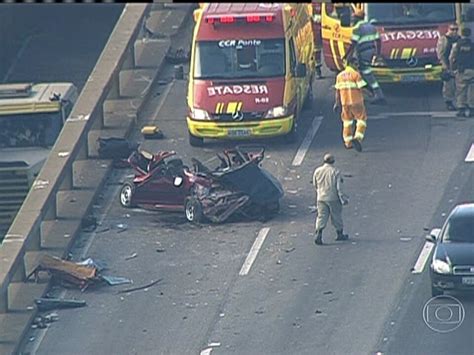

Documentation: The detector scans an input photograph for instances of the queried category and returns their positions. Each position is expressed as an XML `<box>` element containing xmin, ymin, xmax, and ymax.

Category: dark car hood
<box><xmin>435</xmin><ymin>243</ymin><xmax>474</xmax><ymax>265</ymax></box>
<box><xmin>216</xmin><ymin>161</ymin><xmax>284</xmax><ymax>205</ymax></box>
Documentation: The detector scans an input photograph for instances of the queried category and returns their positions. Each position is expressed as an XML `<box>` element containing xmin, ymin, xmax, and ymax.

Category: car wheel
<box><xmin>185</xmin><ymin>197</ymin><xmax>203</xmax><ymax>223</ymax></box>
<box><xmin>431</xmin><ymin>286</ymin><xmax>443</xmax><ymax>297</ymax></box>
<box><xmin>120</xmin><ymin>182</ymin><xmax>136</xmax><ymax>208</ymax></box>
<box><xmin>264</xmin><ymin>201</ymin><xmax>280</xmax><ymax>218</ymax></box>
<box><xmin>189</xmin><ymin>132</ymin><xmax>204</xmax><ymax>147</ymax></box>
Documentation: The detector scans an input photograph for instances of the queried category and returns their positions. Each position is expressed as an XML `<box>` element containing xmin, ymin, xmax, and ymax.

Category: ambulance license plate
<box><xmin>462</xmin><ymin>277</ymin><xmax>474</xmax><ymax>285</ymax></box>
<box><xmin>228</xmin><ymin>129</ymin><xmax>251</xmax><ymax>137</ymax></box>
<box><xmin>401</xmin><ymin>75</ymin><xmax>425</xmax><ymax>82</ymax></box>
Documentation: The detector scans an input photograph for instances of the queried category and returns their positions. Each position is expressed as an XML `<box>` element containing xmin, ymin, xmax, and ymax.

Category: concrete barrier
<box><xmin>0</xmin><ymin>3</ymin><xmax>193</xmax><ymax>353</ymax></box>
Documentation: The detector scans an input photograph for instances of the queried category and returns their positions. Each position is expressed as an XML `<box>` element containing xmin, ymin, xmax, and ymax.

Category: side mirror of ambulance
<box><xmin>295</xmin><ymin>63</ymin><xmax>307</xmax><ymax>78</ymax></box>
<box><xmin>193</xmin><ymin>9</ymin><xmax>202</xmax><ymax>22</ymax></box>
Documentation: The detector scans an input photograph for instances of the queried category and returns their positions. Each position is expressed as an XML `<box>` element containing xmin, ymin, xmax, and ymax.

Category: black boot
<box><xmin>314</xmin><ymin>230</ymin><xmax>323</xmax><ymax>245</ymax></box>
<box><xmin>336</xmin><ymin>230</ymin><xmax>349</xmax><ymax>241</ymax></box>
<box><xmin>456</xmin><ymin>108</ymin><xmax>467</xmax><ymax>117</ymax></box>
<box><xmin>445</xmin><ymin>101</ymin><xmax>456</xmax><ymax>111</ymax></box>
<box><xmin>316</xmin><ymin>66</ymin><xmax>323</xmax><ymax>79</ymax></box>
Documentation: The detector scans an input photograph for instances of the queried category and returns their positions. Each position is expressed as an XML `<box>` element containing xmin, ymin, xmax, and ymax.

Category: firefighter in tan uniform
<box><xmin>333</xmin><ymin>57</ymin><xmax>367</xmax><ymax>152</ymax></box>
<box><xmin>436</xmin><ymin>24</ymin><xmax>459</xmax><ymax>111</ymax></box>
<box><xmin>313</xmin><ymin>153</ymin><xmax>349</xmax><ymax>245</ymax></box>
<box><xmin>450</xmin><ymin>27</ymin><xmax>474</xmax><ymax>118</ymax></box>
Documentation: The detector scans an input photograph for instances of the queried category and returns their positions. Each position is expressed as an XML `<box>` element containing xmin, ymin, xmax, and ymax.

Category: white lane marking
<box><xmin>239</xmin><ymin>227</ymin><xmax>270</xmax><ymax>276</ymax></box>
<box><xmin>28</xmin><ymin>183</ymin><xmax>123</xmax><ymax>354</ymax></box>
<box><xmin>412</xmin><ymin>237</ymin><xmax>436</xmax><ymax>274</ymax></box>
<box><xmin>200</xmin><ymin>348</ymin><xmax>213</xmax><ymax>355</ymax></box>
<box><xmin>292</xmin><ymin>116</ymin><xmax>323</xmax><ymax>166</ymax></box>
<box><xmin>370</xmin><ymin>111</ymin><xmax>457</xmax><ymax>120</ymax></box>
<box><xmin>2</xmin><ymin>35</ymin><xmax>35</xmax><ymax>83</ymax></box>
<box><xmin>465</xmin><ymin>143</ymin><xmax>474</xmax><ymax>162</ymax></box>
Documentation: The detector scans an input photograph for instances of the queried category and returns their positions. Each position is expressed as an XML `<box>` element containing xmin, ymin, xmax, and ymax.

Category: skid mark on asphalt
<box><xmin>292</xmin><ymin>115</ymin><xmax>323</xmax><ymax>166</ymax></box>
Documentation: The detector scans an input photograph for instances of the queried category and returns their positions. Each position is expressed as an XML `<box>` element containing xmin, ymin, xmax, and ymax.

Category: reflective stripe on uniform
<box><xmin>356</xmin><ymin>120</ymin><xmax>367</xmax><ymax>127</ymax></box>
<box><xmin>361</xmin><ymin>68</ymin><xmax>372</xmax><ymax>75</ymax></box>
<box><xmin>354</xmin><ymin>131</ymin><xmax>364</xmax><ymax>140</ymax></box>
<box><xmin>343</xmin><ymin>135</ymin><xmax>353</xmax><ymax>143</ymax></box>
<box><xmin>357</xmin><ymin>33</ymin><xmax>380</xmax><ymax>43</ymax></box>
<box><xmin>343</xmin><ymin>120</ymin><xmax>354</xmax><ymax>127</ymax></box>
<box><xmin>335</xmin><ymin>82</ymin><xmax>359</xmax><ymax>89</ymax></box>
<box><xmin>356</xmin><ymin>80</ymin><xmax>366</xmax><ymax>88</ymax></box>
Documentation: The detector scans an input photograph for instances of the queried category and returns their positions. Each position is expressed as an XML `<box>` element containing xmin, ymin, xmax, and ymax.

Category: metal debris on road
<box><xmin>125</xmin><ymin>252</ymin><xmax>138</xmax><ymax>260</ymax></box>
<box><xmin>117</xmin><ymin>278</ymin><xmax>163</xmax><ymax>294</ymax></box>
<box><xmin>323</xmin><ymin>290</ymin><xmax>333</xmax><ymax>295</ymax></box>
<box><xmin>116</xmin><ymin>223</ymin><xmax>128</xmax><ymax>233</ymax></box>
<box><xmin>35</xmin><ymin>298</ymin><xmax>87</xmax><ymax>311</ymax></box>
<box><xmin>102</xmin><ymin>276</ymin><xmax>132</xmax><ymax>286</ymax></box>
<box><xmin>285</xmin><ymin>247</ymin><xmax>295</xmax><ymax>253</ymax></box>
<box><xmin>156</xmin><ymin>248</ymin><xmax>166</xmax><ymax>253</ymax></box>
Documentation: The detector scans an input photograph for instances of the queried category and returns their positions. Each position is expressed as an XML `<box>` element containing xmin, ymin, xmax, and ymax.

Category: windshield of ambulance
<box><xmin>367</xmin><ymin>3</ymin><xmax>455</xmax><ymax>25</ymax></box>
<box><xmin>0</xmin><ymin>112</ymin><xmax>62</xmax><ymax>148</ymax></box>
<box><xmin>194</xmin><ymin>38</ymin><xmax>285</xmax><ymax>79</ymax></box>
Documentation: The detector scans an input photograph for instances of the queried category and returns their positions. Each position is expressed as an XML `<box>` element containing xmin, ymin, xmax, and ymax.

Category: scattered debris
<box><xmin>276</xmin><ymin>259</ymin><xmax>282</xmax><ymax>265</ymax></box>
<box><xmin>141</xmin><ymin>125</ymin><xmax>164</xmax><ymax>139</ymax></box>
<box><xmin>165</xmin><ymin>47</ymin><xmax>190</xmax><ymax>64</ymax></box>
<box><xmin>116</xmin><ymin>223</ymin><xmax>128</xmax><ymax>233</ymax></box>
<box><xmin>102</xmin><ymin>276</ymin><xmax>132</xmax><ymax>286</ymax></box>
<box><xmin>82</xmin><ymin>216</ymin><xmax>97</xmax><ymax>232</ymax></box>
<box><xmin>156</xmin><ymin>248</ymin><xmax>166</xmax><ymax>253</ymax></box>
<box><xmin>315</xmin><ymin>309</ymin><xmax>323</xmax><ymax>314</ymax></box>
<box><xmin>285</xmin><ymin>247</ymin><xmax>295</xmax><ymax>253</ymax></box>
<box><xmin>96</xmin><ymin>227</ymin><xmax>110</xmax><ymax>234</ymax></box>
<box><xmin>117</xmin><ymin>279</ymin><xmax>162</xmax><ymax>294</ymax></box>
<box><xmin>125</xmin><ymin>252</ymin><xmax>138</xmax><ymax>260</ymax></box>
<box><xmin>35</xmin><ymin>297</ymin><xmax>87</xmax><ymax>311</ymax></box>
<box><xmin>77</xmin><ymin>258</ymin><xmax>107</xmax><ymax>272</ymax></box>
<box><xmin>27</xmin><ymin>255</ymin><xmax>100</xmax><ymax>290</ymax></box>
<box><xmin>323</xmin><ymin>290</ymin><xmax>333</xmax><ymax>295</ymax></box>
<box><xmin>400</xmin><ymin>237</ymin><xmax>412</xmax><ymax>242</ymax></box>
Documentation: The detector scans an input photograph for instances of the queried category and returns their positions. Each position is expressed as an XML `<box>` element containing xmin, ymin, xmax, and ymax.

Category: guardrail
<box><xmin>0</xmin><ymin>3</ymin><xmax>179</xmax><ymax>353</ymax></box>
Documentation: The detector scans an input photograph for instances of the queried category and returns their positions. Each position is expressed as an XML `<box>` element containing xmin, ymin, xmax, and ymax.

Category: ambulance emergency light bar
<box><xmin>205</xmin><ymin>14</ymin><xmax>275</xmax><ymax>24</ymax></box>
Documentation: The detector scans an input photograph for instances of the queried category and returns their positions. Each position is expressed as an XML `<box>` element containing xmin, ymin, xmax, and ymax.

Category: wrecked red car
<box><xmin>119</xmin><ymin>146</ymin><xmax>283</xmax><ymax>223</ymax></box>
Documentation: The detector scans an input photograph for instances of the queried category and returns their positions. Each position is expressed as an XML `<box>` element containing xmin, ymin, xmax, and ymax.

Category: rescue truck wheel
<box><xmin>303</xmin><ymin>82</ymin><xmax>313</xmax><ymax>110</ymax></box>
<box><xmin>185</xmin><ymin>197</ymin><xmax>203</xmax><ymax>223</ymax></box>
<box><xmin>285</xmin><ymin>116</ymin><xmax>298</xmax><ymax>143</ymax></box>
<box><xmin>189</xmin><ymin>132</ymin><xmax>204</xmax><ymax>147</ymax></box>
<box><xmin>120</xmin><ymin>182</ymin><xmax>136</xmax><ymax>208</ymax></box>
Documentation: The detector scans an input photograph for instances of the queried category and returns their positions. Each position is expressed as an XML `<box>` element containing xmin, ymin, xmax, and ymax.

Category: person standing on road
<box><xmin>343</xmin><ymin>8</ymin><xmax>386</xmax><ymax>105</ymax></box>
<box><xmin>333</xmin><ymin>57</ymin><xmax>367</xmax><ymax>152</ymax></box>
<box><xmin>436</xmin><ymin>24</ymin><xmax>460</xmax><ymax>111</ymax></box>
<box><xmin>450</xmin><ymin>27</ymin><xmax>474</xmax><ymax>118</ymax></box>
<box><xmin>313</xmin><ymin>153</ymin><xmax>349</xmax><ymax>245</ymax></box>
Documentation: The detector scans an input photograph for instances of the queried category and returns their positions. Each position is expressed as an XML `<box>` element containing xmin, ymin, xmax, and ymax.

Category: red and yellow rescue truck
<box><xmin>186</xmin><ymin>3</ymin><xmax>315</xmax><ymax>146</ymax></box>
<box><xmin>320</xmin><ymin>3</ymin><xmax>464</xmax><ymax>83</ymax></box>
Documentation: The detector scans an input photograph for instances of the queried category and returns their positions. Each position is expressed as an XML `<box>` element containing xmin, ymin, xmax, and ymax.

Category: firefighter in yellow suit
<box><xmin>333</xmin><ymin>57</ymin><xmax>367</xmax><ymax>152</ymax></box>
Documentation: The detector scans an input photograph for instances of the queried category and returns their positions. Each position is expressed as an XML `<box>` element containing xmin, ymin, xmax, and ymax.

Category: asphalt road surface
<box><xmin>1</xmin><ymin>4</ymin><xmax>123</xmax><ymax>89</ymax></box>
<box><xmin>20</xmin><ymin>18</ymin><xmax>474</xmax><ymax>355</ymax></box>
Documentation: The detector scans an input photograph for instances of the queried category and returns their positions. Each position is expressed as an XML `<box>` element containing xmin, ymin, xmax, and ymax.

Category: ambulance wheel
<box><xmin>189</xmin><ymin>132</ymin><xmax>204</xmax><ymax>147</ymax></box>
<box><xmin>285</xmin><ymin>118</ymin><xmax>298</xmax><ymax>144</ymax></box>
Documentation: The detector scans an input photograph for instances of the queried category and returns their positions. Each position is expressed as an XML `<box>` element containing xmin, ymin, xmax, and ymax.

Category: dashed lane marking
<box><xmin>465</xmin><ymin>143</ymin><xmax>474</xmax><ymax>162</ymax></box>
<box><xmin>412</xmin><ymin>231</ymin><xmax>436</xmax><ymax>274</ymax></box>
<box><xmin>239</xmin><ymin>227</ymin><xmax>270</xmax><ymax>276</ymax></box>
<box><xmin>292</xmin><ymin>115</ymin><xmax>323</xmax><ymax>166</ymax></box>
